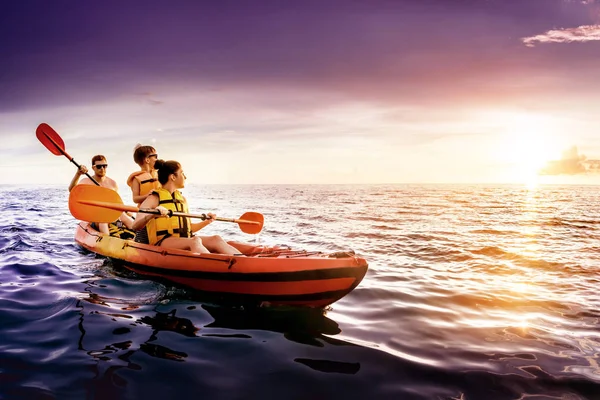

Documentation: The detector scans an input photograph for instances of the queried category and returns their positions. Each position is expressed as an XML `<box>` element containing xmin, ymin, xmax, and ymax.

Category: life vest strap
<box><xmin>158</xmin><ymin>198</ymin><xmax>185</xmax><ymax>205</ymax></box>
<box><xmin>156</xmin><ymin>228</ymin><xmax>191</xmax><ymax>238</ymax></box>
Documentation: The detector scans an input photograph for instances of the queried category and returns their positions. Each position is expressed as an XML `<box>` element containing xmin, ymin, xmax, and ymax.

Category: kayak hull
<box><xmin>74</xmin><ymin>222</ymin><xmax>368</xmax><ymax>308</ymax></box>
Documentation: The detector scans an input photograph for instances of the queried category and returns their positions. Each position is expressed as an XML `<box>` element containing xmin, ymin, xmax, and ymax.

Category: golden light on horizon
<box><xmin>486</xmin><ymin>111</ymin><xmax>566</xmax><ymax>186</ymax></box>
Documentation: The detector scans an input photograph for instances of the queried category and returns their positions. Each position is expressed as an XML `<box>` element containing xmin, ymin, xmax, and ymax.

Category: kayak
<box><xmin>74</xmin><ymin>222</ymin><xmax>368</xmax><ymax>308</ymax></box>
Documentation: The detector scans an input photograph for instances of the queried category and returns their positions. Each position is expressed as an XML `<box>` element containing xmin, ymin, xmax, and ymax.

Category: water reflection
<box><xmin>75</xmin><ymin>279</ymin><xmax>365</xmax><ymax>388</ymax></box>
<box><xmin>75</xmin><ymin>286</ymin><xmax>202</xmax><ymax>398</ymax></box>
<box><xmin>294</xmin><ymin>358</ymin><xmax>361</xmax><ymax>374</ymax></box>
<box><xmin>201</xmin><ymin>304</ymin><xmax>341</xmax><ymax>344</ymax></box>
<box><xmin>201</xmin><ymin>304</ymin><xmax>362</xmax><ymax>375</ymax></box>
<box><xmin>139</xmin><ymin>310</ymin><xmax>199</xmax><ymax>338</ymax></box>
<box><xmin>78</xmin><ymin>296</ymin><xmax>198</xmax><ymax>361</ymax></box>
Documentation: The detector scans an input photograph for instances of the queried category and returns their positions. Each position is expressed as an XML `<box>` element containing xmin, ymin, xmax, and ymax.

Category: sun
<box><xmin>508</xmin><ymin>133</ymin><xmax>552</xmax><ymax>189</ymax></box>
<box><xmin>489</xmin><ymin>112</ymin><xmax>566</xmax><ymax>186</ymax></box>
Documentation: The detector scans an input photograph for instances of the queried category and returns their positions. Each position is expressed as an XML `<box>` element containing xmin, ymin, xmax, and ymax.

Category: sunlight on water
<box><xmin>525</xmin><ymin>176</ymin><xmax>539</xmax><ymax>191</ymax></box>
<box><xmin>1</xmin><ymin>184</ymin><xmax>600</xmax><ymax>399</ymax></box>
<box><xmin>507</xmin><ymin>281</ymin><xmax>535</xmax><ymax>295</ymax></box>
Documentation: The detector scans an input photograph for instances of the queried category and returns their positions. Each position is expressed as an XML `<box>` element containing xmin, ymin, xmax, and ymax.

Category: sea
<box><xmin>1</xmin><ymin>183</ymin><xmax>599</xmax><ymax>400</ymax></box>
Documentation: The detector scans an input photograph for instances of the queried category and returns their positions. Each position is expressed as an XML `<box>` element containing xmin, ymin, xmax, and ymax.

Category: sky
<box><xmin>1</xmin><ymin>0</ymin><xmax>600</xmax><ymax>186</ymax></box>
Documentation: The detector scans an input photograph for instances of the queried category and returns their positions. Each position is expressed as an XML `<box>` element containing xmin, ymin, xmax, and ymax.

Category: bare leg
<box><xmin>199</xmin><ymin>235</ymin><xmax>241</xmax><ymax>255</ymax></box>
<box><xmin>119</xmin><ymin>212</ymin><xmax>135</xmax><ymax>230</ymax></box>
<box><xmin>160</xmin><ymin>236</ymin><xmax>209</xmax><ymax>254</ymax></box>
<box><xmin>99</xmin><ymin>223</ymin><xmax>110</xmax><ymax>234</ymax></box>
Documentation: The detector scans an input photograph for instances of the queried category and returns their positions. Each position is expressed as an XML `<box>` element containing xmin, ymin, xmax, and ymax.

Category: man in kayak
<box><xmin>68</xmin><ymin>155</ymin><xmax>134</xmax><ymax>234</ymax></box>
<box><xmin>68</xmin><ymin>155</ymin><xmax>118</xmax><ymax>192</ymax></box>
<box><xmin>131</xmin><ymin>159</ymin><xmax>240</xmax><ymax>255</ymax></box>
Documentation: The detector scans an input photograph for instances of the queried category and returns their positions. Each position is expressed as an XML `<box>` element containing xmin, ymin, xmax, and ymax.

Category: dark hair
<box><xmin>133</xmin><ymin>145</ymin><xmax>156</xmax><ymax>166</ymax></box>
<box><xmin>154</xmin><ymin>159</ymin><xmax>181</xmax><ymax>184</ymax></box>
<box><xmin>91</xmin><ymin>155</ymin><xmax>106</xmax><ymax>165</ymax></box>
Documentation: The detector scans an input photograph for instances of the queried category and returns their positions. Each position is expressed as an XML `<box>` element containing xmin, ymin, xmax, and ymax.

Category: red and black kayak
<box><xmin>74</xmin><ymin>222</ymin><xmax>368</xmax><ymax>308</ymax></box>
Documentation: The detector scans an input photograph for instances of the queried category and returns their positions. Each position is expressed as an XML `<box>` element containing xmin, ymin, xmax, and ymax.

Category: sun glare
<box><xmin>487</xmin><ymin>112</ymin><xmax>565</xmax><ymax>186</ymax></box>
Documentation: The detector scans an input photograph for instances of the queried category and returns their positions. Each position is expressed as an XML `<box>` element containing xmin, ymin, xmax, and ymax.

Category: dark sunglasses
<box><xmin>148</xmin><ymin>154</ymin><xmax>158</xmax><ymax>158</ymax></box>
<box><xmin>94</xmin><ymin>164</ymin><xmax>108</xmax><ymax>169</ymax></box>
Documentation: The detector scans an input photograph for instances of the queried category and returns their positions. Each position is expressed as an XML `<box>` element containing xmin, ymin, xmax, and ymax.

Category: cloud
<box><xmin>522</xmin><ymin>24</ymin><xmax>600</xmax><ymax>47</ymax></box>
<box><xmin>134</xmin><ymin>92</ymin><xmax>163</xmax><ymax>106</ymax></box>
<box><xmin>539</xmin><ymin>146</ymin><xmax>600</xmax><ymax>175</ymax></box>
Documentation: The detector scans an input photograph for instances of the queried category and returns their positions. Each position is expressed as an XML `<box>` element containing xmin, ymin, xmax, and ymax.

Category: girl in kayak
<box><xmin>127</xmin><ymin>144</ymin><xmax>161</xmax><ymax>206</ymax></box>
<box><xmin>131</xmin><ymin>159</ymin><xmax>240</xmax><ymax>255</ymax></box>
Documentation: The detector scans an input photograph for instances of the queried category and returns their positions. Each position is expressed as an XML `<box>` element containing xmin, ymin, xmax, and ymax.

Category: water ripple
<box><xmin>1</xmin><ymin>184</ymin><xmax>600</xmax><ymax>399</ymax></box>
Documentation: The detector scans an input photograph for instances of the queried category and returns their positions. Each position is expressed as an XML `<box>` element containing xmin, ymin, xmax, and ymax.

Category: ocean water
<box><xmin>1</xmin><ymin>183</ymin><xmax>599</xmax><ymax>400</ymax></box>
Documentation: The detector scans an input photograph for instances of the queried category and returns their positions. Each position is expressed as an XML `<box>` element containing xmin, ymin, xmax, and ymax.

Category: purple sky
<box><xmin>2</xmin><ymin>0</ymin><xmax>600</xmax><ymax>185</ymax></box>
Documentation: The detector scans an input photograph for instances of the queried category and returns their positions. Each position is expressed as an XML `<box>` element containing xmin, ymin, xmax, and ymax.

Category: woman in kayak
<box><xmin>131</xmin><ymin>159</ymin><xmax>240</xmax><ymax>255</ymax></box>
<box><xmin>127</xmin><ymin>144</ymin><xmax>161</xmax><ymax>206</ymax></box>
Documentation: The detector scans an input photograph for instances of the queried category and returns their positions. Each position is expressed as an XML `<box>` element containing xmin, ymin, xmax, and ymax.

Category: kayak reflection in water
<box><xmin>131</xmin><ymin>159</ymin><xmax>240</xmax><ymax>255</ymax></box>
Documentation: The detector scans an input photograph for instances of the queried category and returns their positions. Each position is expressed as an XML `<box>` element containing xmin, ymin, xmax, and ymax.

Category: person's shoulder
<box><xmin>78</xmin><ymin>178</ymin><xmax>94</xmax><ymax>185</ymax></box>
<box><xmin>99</xmin><ymin>176</ymin><xmax>118</xmax><ymax>190</ymax></box>
<box><xmin>142</xmin><ymin>191</ymin><xmax>160</xmax><ymax>206</ymax></box>
<box><xmin>177</xmin><ymin>191</ymin><xmax>188</xmax><ymax>202</ymax></box>
<box><xmin>127</xmin><ymin>171</ymin><xmax>145</xmax><ymax>187</ymax></box>
<box><xmin>107</xmin><ymin>177</ymin><xmax>119</xmax><ymax>190</ymax></box>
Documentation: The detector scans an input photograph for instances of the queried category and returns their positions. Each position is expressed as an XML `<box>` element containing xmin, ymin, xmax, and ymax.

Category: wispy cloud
<box><xmin>522</xmin><ymin>24</ymin><xmax>600</xmax><ymax>47</ymax></box>
<box><xmin>539</xmin><ymin>146</ymin><xmax>600</xmax><ymax>175</ymax></box>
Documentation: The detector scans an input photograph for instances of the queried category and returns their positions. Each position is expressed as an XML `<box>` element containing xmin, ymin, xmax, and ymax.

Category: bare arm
<box><xmin>131</xmin><ymin>193</ymin><xmax>160</xmax><ymax>231</ymax></box>
<box><xmin>119</xmin><ymin>212</ymin><xmax>134</xmax><ymax>230</ymax></box>
<box><xmin>191</xmin><ymin>212</ymin><xmax>215</xmax><ymax>232</ymax></box>
<box><xmin>131</xmin><ymin>179</ymin><xmax>149</xmax><ymax>204</ymax></box>
<box><xmin>68</xmin><ymin>165</ymin><xmax>88</xmax><ymax>192</ymax></box>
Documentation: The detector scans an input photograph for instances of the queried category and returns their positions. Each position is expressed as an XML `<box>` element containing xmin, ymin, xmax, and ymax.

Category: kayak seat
<box><xmin>90</xmin><ymin>221</ymin><xmax>136</xmax><ymax>240</ymax></box>
<box><xmin>328</xmin><ymin>250</ymin><xmax>356</xmax><ymax>258</ymax></box>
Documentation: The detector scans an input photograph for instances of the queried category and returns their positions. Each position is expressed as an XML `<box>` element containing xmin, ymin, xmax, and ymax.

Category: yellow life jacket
<box><xmin>108</xmin><ymin>222</ymin><xmax>136</xmax><ymax>240</ymax></box>
<box><xmin>145</xmin><ymin>188</ymin><xmax>192</xmax><ymax>245</ymax></box>
<box><xmin>127</xmin><ymin>171</ymin><xmax>161</xmax><ymax>205</ymax></box>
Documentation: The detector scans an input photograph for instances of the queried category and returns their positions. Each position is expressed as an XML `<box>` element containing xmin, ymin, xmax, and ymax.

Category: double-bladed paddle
<box><xmin>36</xmin><ymin>123</ymin><xmax>100</xmax><ymax>186</ymax></box>
<box><xmin>69</xmin><ymin>185</ymin><xmax>264</xmax><ymax>234</ymax></box>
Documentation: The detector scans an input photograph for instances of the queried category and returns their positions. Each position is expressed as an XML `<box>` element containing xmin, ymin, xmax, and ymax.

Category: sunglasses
<box><xmin>94</xmin><ymin>164</ymin><xmax>108</xmax><ymax>169</ymax></box>
<box><xmin>148</xmin><ymin>154</ymin><xmax>158</xmax><ymax>158</ymax></box>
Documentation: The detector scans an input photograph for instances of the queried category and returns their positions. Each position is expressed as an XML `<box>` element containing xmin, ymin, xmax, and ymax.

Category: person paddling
<box><xmin>131</xmin><ymin>159</ymin><xmax>240</xmax><ymax>255</ymax></box>
<box><xmin>68</xmin><ymin>155</ymin><xmax>134</xmax><ymax>234</ymax></box>
<box><xmin>127</xmin><ymin>144</ymin><xmax>160</xmax><ymax>206</ymax></box>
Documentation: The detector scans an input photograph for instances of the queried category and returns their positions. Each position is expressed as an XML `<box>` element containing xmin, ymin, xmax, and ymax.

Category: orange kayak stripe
<box><xmin>126</xmin><ymin>268</ymin><xmax>356</xmax><ymax>295</ymax></box>
<box><xmin>121</xmin><ymin>261</ymin><xmax>367</xmax><ymax>282</ymax></box>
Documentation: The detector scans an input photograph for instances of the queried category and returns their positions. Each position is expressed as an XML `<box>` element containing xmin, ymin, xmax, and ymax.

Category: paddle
<box><xmin>36</xmin><ymin>123</ymin><xmax>100</xmax><ymax>186</ymax></box>
<box><xmin>69</xmin><ymin>185</ymin><xmax>264</xmax><ymax>234</ymax></box>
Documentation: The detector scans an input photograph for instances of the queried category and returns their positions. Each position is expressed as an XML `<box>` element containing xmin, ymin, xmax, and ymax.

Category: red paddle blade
<box><xmin>69</xmin><ymin>185</ymin><xmax>124</xmax><ymax>223</ymax></box>
<box><xmin>238</xmin><ymin>212</ymin><xmax>264</xmax><ymax>234</ymax></box>
<box><xmin>36</xmin><ymin>123</ymin><xmax>66</xmax><ymax>156</ymax></box>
